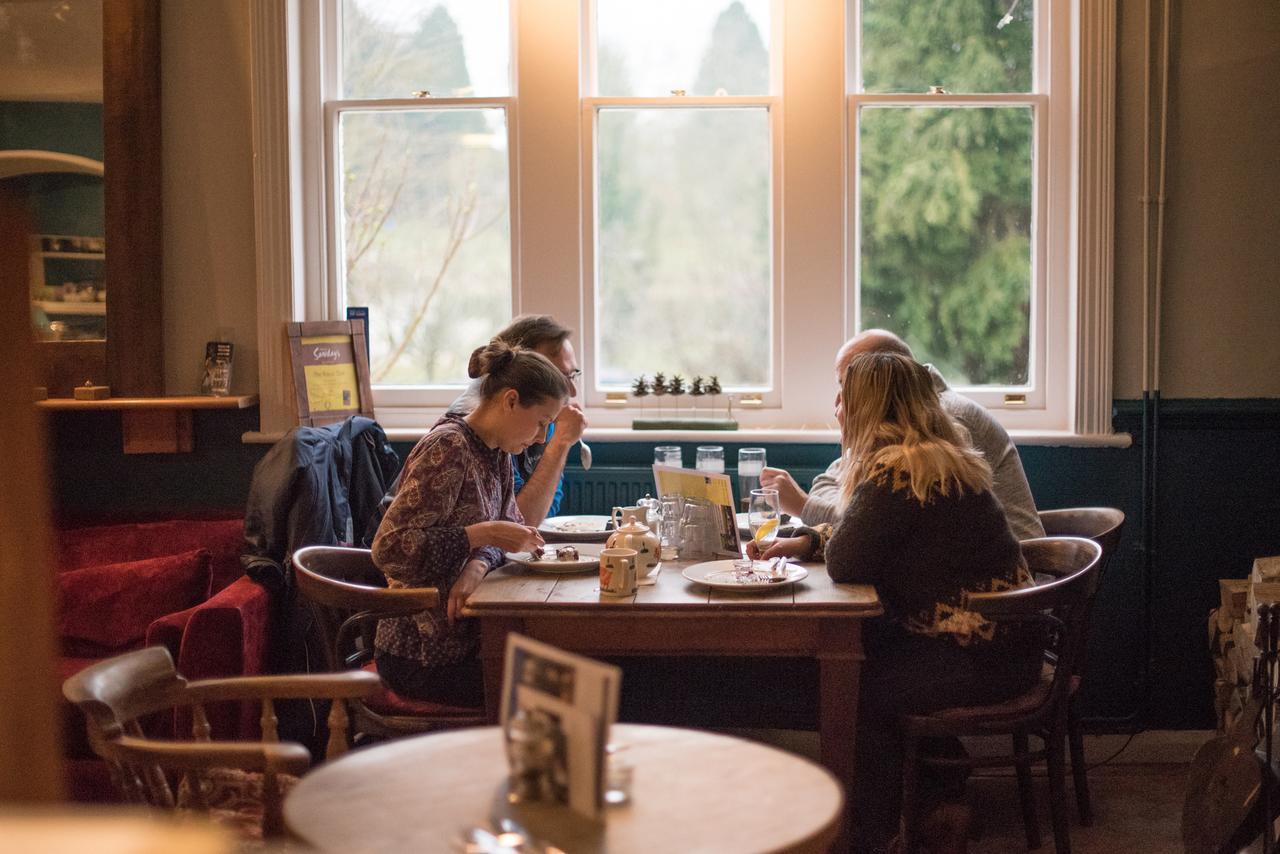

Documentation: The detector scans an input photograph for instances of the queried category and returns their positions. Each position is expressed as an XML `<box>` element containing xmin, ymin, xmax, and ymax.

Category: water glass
<box><xmin>737</xmin><ymin>448</ymin><xmax>766</xmax><ymax>508</ymax></box>
<box><xmin>654</xmin><ymin>445</ymin><xmax>683</xmax><ymax>468</ymax></box>
<box><xmin>695</xmin><ymin>445</ymin><xmax>725</xmax><ymax>474</ymax></box>
<box><xmin>748</xmin><ymin>488</ymin><xmax>781</xmax><ymax>549</ymax></box>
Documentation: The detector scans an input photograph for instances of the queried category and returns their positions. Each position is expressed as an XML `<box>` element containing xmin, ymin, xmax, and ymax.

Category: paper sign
<box><xmin>651</xmin><ymin>464</ymin><xmax>742</xmax><ymax>556</ymax></box>
<box><xmin>299</xmin><ymin>334</ymin><xmax>360</xmax><ymax>415</ymax></box>
<box><xmin>501</xmin><ymin>634</ymin><xmax>620</xmax><ymax>819</ymax></box>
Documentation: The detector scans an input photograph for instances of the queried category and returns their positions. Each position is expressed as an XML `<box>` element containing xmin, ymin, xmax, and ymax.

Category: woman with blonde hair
<box><xmin>753</xmin><ymin>351</ymin><xmax>1039</xmax><ymax>853</ymax></box>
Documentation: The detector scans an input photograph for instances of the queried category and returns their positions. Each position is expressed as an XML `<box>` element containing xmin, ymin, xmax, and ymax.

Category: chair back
<box><xmin>1037</xmin><ymin>507</ymin><xmax>1124</xmax><ymax>577</ymax></box>
<box><xmin>292</xmin><ymin>545</ymin><xmax>439</xmax><ymax>673</ymax></box>
<box><xmin>966</xmin><ymin>536</ymin><xmax>1103</xmax><ymax>718</ymax></box>
<box><xmin>63</xmin><ymin>646</ymin><xmax>377</xmax><ymax>837</ymax></box>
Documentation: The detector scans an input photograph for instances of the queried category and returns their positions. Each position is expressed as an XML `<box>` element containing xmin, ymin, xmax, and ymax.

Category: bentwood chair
<box><xmin>1036</xmin><ymin>507</ymin><xmax>1125</xmax><ymax>826</ymax></box>
<box><xmin>899</xmin><ymin>537</ymin><xmax>1103</xmax><ymax>854</ymax></box>
<box><xmin>63</xmin><ymin>645</ymin><xmax>379</xmax><ymax>840</ymax></box>
<box><xmin>292</xmin><ymin>545</ymin><xmax>487</xmax><ymax>741</ymax></box>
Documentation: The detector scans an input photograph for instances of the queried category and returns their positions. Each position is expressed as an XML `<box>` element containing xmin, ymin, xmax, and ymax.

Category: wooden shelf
<box><xmin>34</xmin><ymin>300</ymin><xmax>106</xmax><ymax>316</ymax></box>
<box><xmin>36</xmin><ymin>395</ymin><xmax>259</xmax><ymax>454</ymax></box>
<box><xmin>41</xmin><ymin>251</ymin><xmax>105</xmax><ymax>260</ymax></box>
<box><xmin>37</xmin><ymin>394</ymin><xmax>258</xmax><ymax>412</ymax></box>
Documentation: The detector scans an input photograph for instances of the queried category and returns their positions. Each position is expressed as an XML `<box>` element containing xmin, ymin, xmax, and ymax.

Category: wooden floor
<box><xmin>732</xmin><ymin>729</ymin><xmax>1203</xmax><ymax>853</ymax></box>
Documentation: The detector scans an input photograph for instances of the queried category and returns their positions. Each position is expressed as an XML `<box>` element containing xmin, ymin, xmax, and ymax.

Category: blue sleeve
<box><xmin>512</xmin><ymin>422</ymin><xmax>565</xmax><ymax>517</ymax></box>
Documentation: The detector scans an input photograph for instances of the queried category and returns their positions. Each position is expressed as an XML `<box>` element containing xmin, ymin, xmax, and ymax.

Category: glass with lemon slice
<box><xmin>748</xmin><ymin>488</ymin><xmax>781</xmax><ymax>548</ymax></box>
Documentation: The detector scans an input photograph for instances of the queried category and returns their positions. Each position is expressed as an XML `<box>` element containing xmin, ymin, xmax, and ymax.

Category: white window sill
<box><xmin>245</xmin><ymin>426</ymin><xmax>1131</xmax><ymax>449</ymax></box>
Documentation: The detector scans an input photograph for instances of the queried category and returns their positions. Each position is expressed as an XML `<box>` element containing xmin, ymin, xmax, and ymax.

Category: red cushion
<box><xmin>359</xmin><ymin>662</ymin><xmax>482</xmax><ymax>718</ymax></box>
<box><xmin>57</xmin><ymin>519</ymin><xmax>245</xmax><ymax>594</ymax></box>
<box><xmin>59</xmin><ymin>550</ymin><xmax>212</xmax><ymax>654</ymax></box>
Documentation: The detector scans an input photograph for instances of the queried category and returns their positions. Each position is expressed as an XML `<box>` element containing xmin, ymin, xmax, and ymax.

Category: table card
<box><xmin>500</xmin><ymin>634</ymin><xmax>621</xmax><ymax>820</ymax></box>
<box><xmin>651</xmin><ymin>464</ymin><xmax>742</xmax><ymax>557</ymax></box>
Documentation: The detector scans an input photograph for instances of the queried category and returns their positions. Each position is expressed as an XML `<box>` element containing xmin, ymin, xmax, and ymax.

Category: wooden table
<box><xmin>463</xmin><ymin>559</ymin><xmax>881</xmax><ymax>797</ymax></box>
<box><xmin>284</xmin><ymin>723</ymin><xmax>844</xmax><ymax>853</ymax></box>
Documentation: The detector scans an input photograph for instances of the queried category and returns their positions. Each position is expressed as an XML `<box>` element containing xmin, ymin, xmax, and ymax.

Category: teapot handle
<box><xmin>611</xmin><ymin>506</ymin><xmax>624</xmax><ymax>530</ymax></box>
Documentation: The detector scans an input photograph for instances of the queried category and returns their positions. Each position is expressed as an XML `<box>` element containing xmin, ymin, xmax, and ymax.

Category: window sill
<box><xmin>370</xmin><ymin>426</ymin><xmax>1130</xmax><ymax>449</ymax></box>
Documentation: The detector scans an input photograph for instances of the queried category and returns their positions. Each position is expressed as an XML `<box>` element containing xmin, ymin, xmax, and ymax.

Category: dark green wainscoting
<box><xmin>47</xmin><ymin>399</ymin><xmax>1280</xmax><ymax>730</ymax></box>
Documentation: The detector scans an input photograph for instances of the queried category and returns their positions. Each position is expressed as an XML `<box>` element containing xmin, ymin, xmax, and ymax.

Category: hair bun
<box><xmin>469</xmin><ymin>339</ymin><xmax>518</xmax><ymax>379</ymax></box>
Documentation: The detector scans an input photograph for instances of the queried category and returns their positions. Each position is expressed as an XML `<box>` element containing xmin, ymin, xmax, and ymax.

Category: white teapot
<box><xmin>607</xmin><ymin>506</ymin><xmax>661</xmax><ymax>579</ymax></box>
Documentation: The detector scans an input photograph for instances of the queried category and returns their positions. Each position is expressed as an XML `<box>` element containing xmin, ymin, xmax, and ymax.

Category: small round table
<box><xmin>284</xmin><ymin>723</ymin><xmax>844</xmax><ymax>853</ymax></box>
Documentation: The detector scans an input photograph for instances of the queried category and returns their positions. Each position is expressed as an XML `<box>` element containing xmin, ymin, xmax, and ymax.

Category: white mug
<box><xmin>599</xmin><ymin>547</ymin><xmax>638</xmax><ymax>597</ymax></box>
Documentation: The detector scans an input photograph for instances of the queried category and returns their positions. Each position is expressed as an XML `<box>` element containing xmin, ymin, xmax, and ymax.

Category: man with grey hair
<box><xmin>761</xmin><ymin>329</ymin><xmax>1044</xmax><ymax>540</ymax></box>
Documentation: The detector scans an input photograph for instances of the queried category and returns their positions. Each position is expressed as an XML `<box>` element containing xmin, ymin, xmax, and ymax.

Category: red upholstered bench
<box><xmin>55</xmin><ymin>517</ymin><xmax>270</xmax><ymax>801</ymax></box>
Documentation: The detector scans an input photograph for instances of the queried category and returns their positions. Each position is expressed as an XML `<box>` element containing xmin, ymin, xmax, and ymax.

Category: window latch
<box><xmin>412</xmin><ymin>90</ymin><xmax>432</xmax><ymax>99</ymax></box>
<box><xmin>1004</xmin><ymin>393</ymin><xmax>1027</xmax><ymax>406</ymax></box>
<box><xmin>670</xmin><ymin>89</ymin><xmax>686</xmax><ymax>97</ymax></box>
<box><xmin>927</xmin><ymin>85</ymin><xmax>950</xmax><ymax>95</ymax></box>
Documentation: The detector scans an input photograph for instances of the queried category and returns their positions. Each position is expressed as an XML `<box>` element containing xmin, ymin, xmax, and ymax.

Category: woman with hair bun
<box><xmin>372</xmin><ymin>339</ymin><xmax>570</xmax><ymax>706</ymax></box>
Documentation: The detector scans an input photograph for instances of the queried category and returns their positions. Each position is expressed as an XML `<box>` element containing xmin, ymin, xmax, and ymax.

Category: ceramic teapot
<box><xmin>606</xmin><ymin>507</ymin><xmax>661</xmax><ymax>577</ymax></box>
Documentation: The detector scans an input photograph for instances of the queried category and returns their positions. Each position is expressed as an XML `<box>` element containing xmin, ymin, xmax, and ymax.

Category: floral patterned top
<box><xmin>372</xmin><ymin>413</ymin><xmax>521</xmax><ymax>668</ymax></box>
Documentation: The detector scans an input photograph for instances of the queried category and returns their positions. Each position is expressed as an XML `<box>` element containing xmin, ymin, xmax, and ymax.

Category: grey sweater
<box><xmin>802</xmin><ymin>365</ymin><xmax>1044</xmax><ymax>541</ymax></box>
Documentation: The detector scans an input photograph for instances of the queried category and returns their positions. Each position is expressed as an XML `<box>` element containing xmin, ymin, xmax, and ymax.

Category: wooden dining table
<box><xmin>462</xmin><ymin>556</ymin><xmax>882</xmax><ymax>799</ymax></box>
<box><xmin>284</xmin><ymin>723</ymin><xmax>845</xmax><ymax>853</ymax></box>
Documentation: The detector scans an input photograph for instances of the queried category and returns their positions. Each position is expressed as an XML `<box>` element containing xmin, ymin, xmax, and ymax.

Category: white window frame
<box><xmin>580</xmin><ymin>0</ymin><xmax>784</xmax><ymax>409</ymax></box>
<box><xmin>251</xmin><ymin>0</ymin><xmax>1115</xmax><ymax>438</ymax></box>
<box><xmin>847</xmin><ymin>0</ymin><xmax>1071</xmax><ymax>430</ymax></box>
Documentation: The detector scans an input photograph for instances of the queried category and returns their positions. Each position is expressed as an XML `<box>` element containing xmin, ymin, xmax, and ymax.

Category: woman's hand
<box><xmin>468</xmin><ymin>520</ymin><xmax>544</xmax><ymax>553</ymax></box>
<box><xmin>745</xmin><ymin>534</ymin><xmax>812</xmax><ymax>562</ymax></box>
<box><xmin>447</xmin><ymin>559</ymin><xmax>489</xmax><ymax>624</ymax></box>
<box><xmin>760</xmin><ymin>467</ymin><xmax>809</xmax><ymax>517</ymax></box>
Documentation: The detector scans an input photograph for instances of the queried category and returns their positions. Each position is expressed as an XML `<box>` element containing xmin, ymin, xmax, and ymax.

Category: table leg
<box><xmin>818</xmin><ymin>619</ymin><xmax>865</xmax><ymax>850</ymax></box>
<box><xmin>478</xmin><ymin>617</ymin><xmax>524</xmax><ymax>724</ymax></box>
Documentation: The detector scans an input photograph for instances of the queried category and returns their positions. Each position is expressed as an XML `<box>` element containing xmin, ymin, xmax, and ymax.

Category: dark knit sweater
<box><xmin>822</xmin><ymin>464</ymin><xmax>1031</xmax><ymax>647</ymax></box>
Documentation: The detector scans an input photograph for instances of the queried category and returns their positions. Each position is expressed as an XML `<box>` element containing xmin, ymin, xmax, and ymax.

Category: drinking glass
<box><xmin>737</xmin><ymin>448</ymin><xmax>766</xmax><ymax>509</ymax></box>
<box><xmin>695</xmin><ymin>445</ymin><xmax>725</xmax><ymax>474</ymax></box>
<box><xmin>748</xmin><ymin>488</ymin><xmax>781</xmax><ymax>551</ymax></box>
<box><xmin>654</xmin><ymin>445</ymin><xmax>683</xmax><ymax>467</ymax></box>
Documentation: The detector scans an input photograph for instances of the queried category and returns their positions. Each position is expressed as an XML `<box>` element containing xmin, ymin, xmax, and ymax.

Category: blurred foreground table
<box><xmin>464</xmin><ymin>557</ymin><xmax>881</xmax><ymax>800</ymax></box>
<box><xmin>284</xmin><ymin>723</ymin><xmax>842</xmax><ymax>853</ymax></box>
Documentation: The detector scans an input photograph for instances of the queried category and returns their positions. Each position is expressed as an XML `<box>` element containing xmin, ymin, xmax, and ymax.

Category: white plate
<box><xmin>507</xmin><ymin>542</ymin><xmax>603</xmax><ymax>573</ymax></box>
<box><xmin>735</xmin><ymin>512</ymin><xmax>805</xmax><ymax>536</ymax></box>
<box><xmin>538</xmin><ymin>515</ymin><xmax>613</xmax><ymax>535</ymax></box>
<box><xmin>681</xmin><ymin>559</ymin><xmax>809</xmax><ymax>591</ymax></box>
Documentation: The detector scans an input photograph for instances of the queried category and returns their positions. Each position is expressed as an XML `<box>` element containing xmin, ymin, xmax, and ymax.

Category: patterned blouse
<box><xmin>372</xmin><ymin>413</ymin><xmax>521</xmax><ymax>669</ymax></box>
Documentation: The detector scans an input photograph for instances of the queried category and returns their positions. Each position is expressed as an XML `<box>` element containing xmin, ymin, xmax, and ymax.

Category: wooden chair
<box><xmin>899</xmin><ymin>537</ymin><xmax>1103</xmax><ymax>854</ymax></box>
<box><xmin>62</xmin><ymin>645</ymin><xmax>380</xmax><ymax>839</ymax></box>
<box><xmin>291</xmin><ymin>545</ymin><xmax>488</xmax><ymax>741</ymax></box>
<box><xmin>1037</xmin><ymin>507</ymin><xmax>1126</xmax><ymax>826</ymax></box>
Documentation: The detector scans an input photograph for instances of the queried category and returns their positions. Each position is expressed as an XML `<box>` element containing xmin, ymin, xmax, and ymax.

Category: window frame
<box><xmin>255</xmin><ymin>0</ymin><xmax>1112</xmax><ymax>438</ymax></box>
<box><xmin>847</xmin><ymin>0</ymin><xmax>1071</xmax><ymax>429</ymax></box>
<box><xmin>314</xmin><ymin>1</ymin><xmax>522</xmax><ymax>409</ymax></box>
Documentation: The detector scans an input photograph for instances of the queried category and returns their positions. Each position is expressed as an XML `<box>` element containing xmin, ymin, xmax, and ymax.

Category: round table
<box><xmin>284</xmin><ymin>723</ymin><xmax>844</xmax><ymax>853</ymax></box>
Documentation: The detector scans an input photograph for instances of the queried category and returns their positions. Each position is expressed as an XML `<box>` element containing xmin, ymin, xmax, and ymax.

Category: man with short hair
<box><xmin>447</xmin><ymin>314</ymin><xmax>587</xmax><ymax>525</ymax></box>
<box><xmin>761</xmin><ymin>329</ymin><xmax>1044</xmax><ymax>540</ymax></box>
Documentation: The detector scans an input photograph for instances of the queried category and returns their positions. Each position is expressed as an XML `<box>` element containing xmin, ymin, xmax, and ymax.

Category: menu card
<box><xmin>500</xmin><ymin>634</ymin><xmax>621</xmax><ymax>819</ymax></box>
<box><xmin>651</xmin><ymin>464</ymin><xmax>742</xmax><ymax>557</ymax></box>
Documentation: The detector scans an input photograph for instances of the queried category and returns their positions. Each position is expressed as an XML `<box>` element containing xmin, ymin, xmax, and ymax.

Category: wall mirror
<box><xmin>0</xmin><ymin>0</ymin><xmax>160</xmax><ymax>397</ymax></box>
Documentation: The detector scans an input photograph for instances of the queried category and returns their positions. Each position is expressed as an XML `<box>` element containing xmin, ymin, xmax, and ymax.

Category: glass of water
<box><xmin>654</xmin><ymin>445</ymin><xmax>683</xmax><ymax>467</ymax></box>
<box><xmin>737</xmin><ymin>448</ymin><xmax>766</xmax><ymax>509</ymax></box>
<box><xmin>695</xmin><ymin>445</ymin><xmax>725</xmax><ymax>474</ymax></box>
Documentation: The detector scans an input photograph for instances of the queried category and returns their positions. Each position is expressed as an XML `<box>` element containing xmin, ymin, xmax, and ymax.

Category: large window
<box><xmin>587</xmin><ymin>0</ymin><xmax>777</xmax><ymax>397</ymax></box>
<box><xmin>851</xmin><ymin>0</ymin><xmax>1066</xmax><ymax>412</ymax></box>
<box><xmin>331</xmin><ymin>1</ymin><xmax>514</xmax><ymax>389</ymax></box>
<box><xmin>272</xmin><ymin>0</ymin><xmax>1101</xmax><ymax>434</ymax></box>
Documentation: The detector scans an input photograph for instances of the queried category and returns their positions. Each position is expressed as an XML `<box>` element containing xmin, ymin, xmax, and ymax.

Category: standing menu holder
<box><xmin>287</xmin><ymin>320</ymin><xmax>375</xmax><ymax>426</ymax></box>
